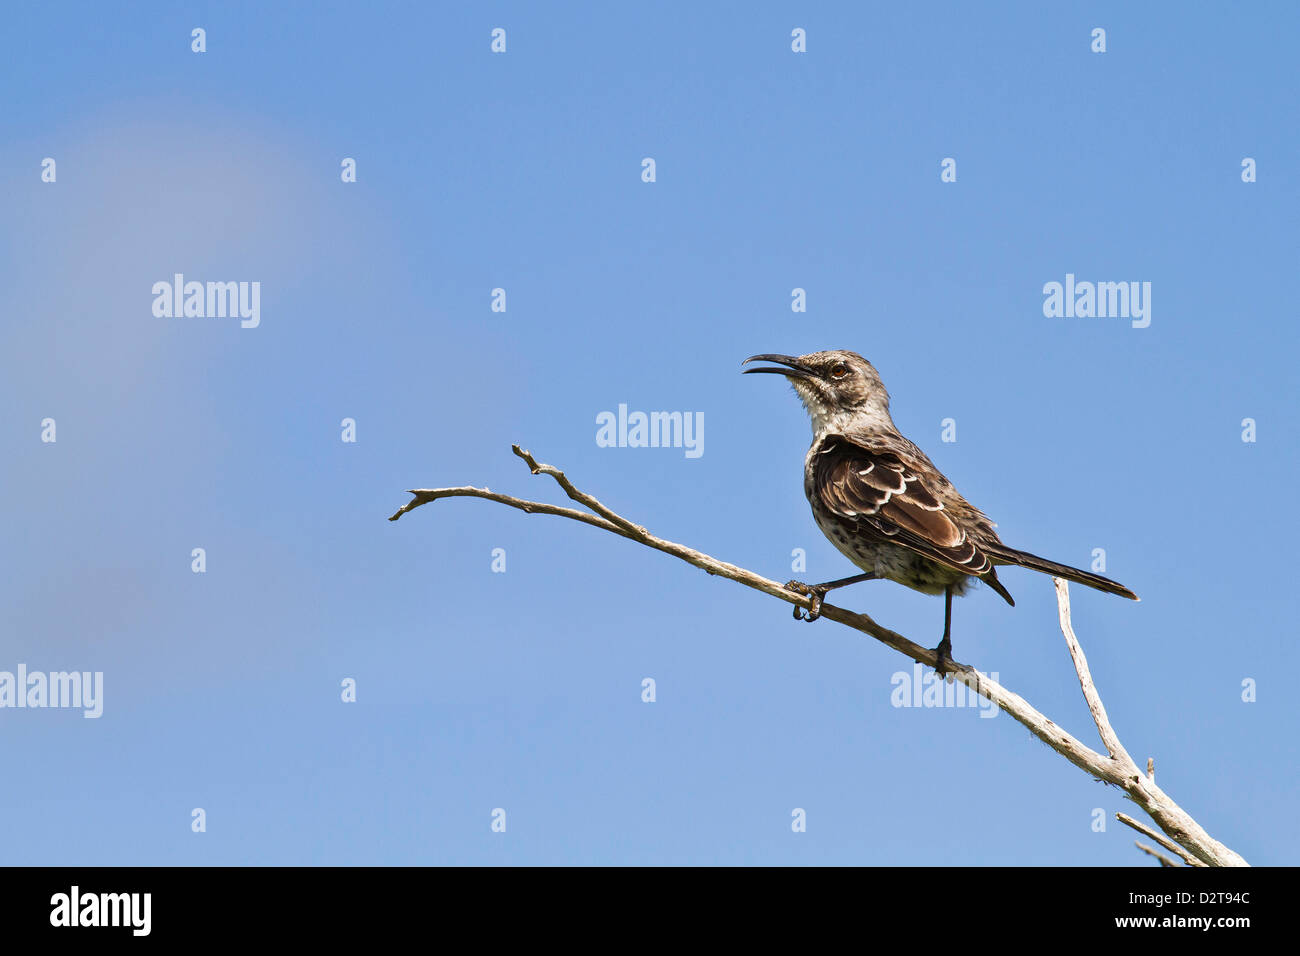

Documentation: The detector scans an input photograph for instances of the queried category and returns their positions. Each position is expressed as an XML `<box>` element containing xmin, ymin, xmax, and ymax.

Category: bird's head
<box><xmin>742</xmin><ymin>350</ymin><xmax>893</xmax><ymax>434</ymax></box>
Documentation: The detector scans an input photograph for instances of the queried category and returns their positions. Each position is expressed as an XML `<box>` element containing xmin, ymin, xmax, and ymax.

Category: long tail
<box><xmin>984</xmin><ymin>545</ymin><xmax>1140</xmax><ymax>601</ymax></box>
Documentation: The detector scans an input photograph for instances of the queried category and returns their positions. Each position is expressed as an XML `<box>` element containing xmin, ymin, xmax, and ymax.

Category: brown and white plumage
<box><xmin>809</xmin><ymin>434</ymin><xmax>1014</xmax><ymax>604</ymax></box>
<box><xmin>743</xmin><ymin>349</ymin><xmax>1137</xmax><ymax>668</ymax></box>
<box><xmin>809</xmin><ymin>431</ymin><xmax>1137</xmax><ymax>603</ymax></box>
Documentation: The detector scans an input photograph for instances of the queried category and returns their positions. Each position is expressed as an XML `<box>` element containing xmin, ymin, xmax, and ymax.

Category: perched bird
<box><xmin>743</xmin><ymin>350</ymin><xmax>1138</xmax><ymax>672</ymax></box>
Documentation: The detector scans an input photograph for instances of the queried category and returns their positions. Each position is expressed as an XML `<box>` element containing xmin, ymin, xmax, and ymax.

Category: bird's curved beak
<box><xmin>741</xmin><ymin>354</ymin><xmax>815</xmax><ymax>381</ymax></box>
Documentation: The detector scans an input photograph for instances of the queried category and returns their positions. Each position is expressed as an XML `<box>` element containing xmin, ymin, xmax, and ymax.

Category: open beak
<box><xmin>741</xmin><ymin>353</ymin><xmax>815</xmax><ymax>381</ymax></box>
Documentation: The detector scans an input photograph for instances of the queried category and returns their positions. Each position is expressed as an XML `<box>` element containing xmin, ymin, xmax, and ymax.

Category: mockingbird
<box><xmin>743</xmin><ymin>350</ymin><xmax>1138</xmax><ymax>672</ymax></box>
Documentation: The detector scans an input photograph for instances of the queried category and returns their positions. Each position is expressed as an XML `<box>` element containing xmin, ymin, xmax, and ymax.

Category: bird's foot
<box><xmin>784</xmin><ymin>580</ymin><xmax>828</xmax><ymax>622</ymax></box>
<box><xmin>931</xmin><ymin>637</ymin><xmax>956</xmax><ymax>677</ymax></box>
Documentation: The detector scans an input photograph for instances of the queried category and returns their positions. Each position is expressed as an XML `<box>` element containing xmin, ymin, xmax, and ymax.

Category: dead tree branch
<box><xmin>1117</xmin><ymin>812</ymin><xmax>1205</xmax><ymax>867</ymax></box>
<box><xmin>1134</xmin><ymin>842</ymin><xmax>1180</xmax><ymax>867</ymax></box>
<box><xmin>390</xmin><ymin>444</ymin><xmax>1248</xmax><ymax>867</ymax></box>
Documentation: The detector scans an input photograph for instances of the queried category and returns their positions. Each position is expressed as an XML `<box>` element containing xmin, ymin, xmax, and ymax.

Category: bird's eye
<box><xmin>830</xmin><ymin>363</ymin><xmax>849</xmax><ymax>379</ymax></box>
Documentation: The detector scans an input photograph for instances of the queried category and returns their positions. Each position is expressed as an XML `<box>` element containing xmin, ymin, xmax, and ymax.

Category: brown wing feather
<box><xmin>814</xmin><ymin>436</ymin><xmax>1011</xmax><ymax>601</ymax></box>
<box><xmin>813</xmin><ymin>434</ymin><xmax>1136</xmax><ymax>605</ymax></box>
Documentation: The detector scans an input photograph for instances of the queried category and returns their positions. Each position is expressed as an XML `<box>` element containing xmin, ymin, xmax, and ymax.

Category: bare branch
<box><xmin>391</xmin><ymin>445</ymin><xmax>1248</xmax><ymax>867</ymax></box>
<box><xmin>1054</xmin><ymin>587</ymin><xmax>1244</xmax><ymax>867</ymax></box>
<box><xmin>1117</xmin><ymin>813</ymin><xmax>1205</xmax><ymax>867</ymax></box>
<box><xmin>1134</xmin><ymin>841</ymin><xmax>1180</xmax><ymax>867</ymax></box>
<box><xmin>389</xmin><ymin>485</ymin><xmax>630</xmax><ymax>538</ymax></box>
<box><xmin>510</xmin><ymin>445</ymin><xmax>649</xmax><ymax>539</ymax></box>
<box><xmin>1055</xmin><ymin>578</ymin><xmax>1135</xmax><ymax>769</ymax></box>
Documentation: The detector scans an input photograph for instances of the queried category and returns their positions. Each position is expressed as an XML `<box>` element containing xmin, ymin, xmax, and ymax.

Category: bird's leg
<box><xmin>932</xmin><ymin>586</ymin><xmax>956</xmax><ymax>675</ymax></box>
<box><xmin>784</xmin><ymin>573</ymin><xmax>876</xmax><ymax>622</ymax></box>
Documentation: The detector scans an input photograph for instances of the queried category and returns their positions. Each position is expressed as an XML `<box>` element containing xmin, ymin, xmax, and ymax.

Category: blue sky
<box><xmin>1</xmin><ymin>2</ymin><xmax>1295</xmax><ymax>865</ymax></box>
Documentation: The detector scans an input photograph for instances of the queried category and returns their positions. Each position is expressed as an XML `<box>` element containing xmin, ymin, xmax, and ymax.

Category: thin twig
<box><xmin>1134</xmin><ymin>842</ymin><xmax>1179</xmax><ymax>867</ymax></box>
<box><xmin>390</xmin><ymin>485</ymin><xmax>630</xmax><ymax>539</ymax></box>
<box><xmin>1055</xmin><ymin>579</ymin><xmax>1133</xmax><ymax>768</ymax></box>
<box><xmin>1117</xmin><ymin>813</ymin><xmax>1206</xmax><ymax>867</ymax></box>
<box><xmin>391</xmin><ymin>445</ymin><xmax>1248</xmax><ymax>867</ymax></box>
<box><xmin>510</xmin><ymin>445</ymin><xmax>649</xmax><ymax>539</ymax></box>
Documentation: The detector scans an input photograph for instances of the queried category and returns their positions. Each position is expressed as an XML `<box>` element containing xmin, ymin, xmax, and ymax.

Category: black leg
<box><xmin>784</xmin><ymin>573</ymin><xmax>877</xmax><ymax>622</ymax></box>
<box><xmin>932</xmin><ymin>586</ymin><xmax>955</xmax><ymax>675</ymax></box>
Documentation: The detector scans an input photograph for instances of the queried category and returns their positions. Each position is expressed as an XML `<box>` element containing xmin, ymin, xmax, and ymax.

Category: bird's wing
<box><xmin>813</xmin><ymin>434</ymin><xmax>1012</xmax><ymax>601</ymax></box>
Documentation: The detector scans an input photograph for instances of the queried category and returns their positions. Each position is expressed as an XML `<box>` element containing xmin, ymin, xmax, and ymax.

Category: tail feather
<box><xmin>985</xmin><ymin>545</ymin><xmax>1140</xmax><ymax>601</ymax></box>
<box><xmin>982</xmin><ymin>567</ymin><xmax>1016</xmax><ymax>607</ymax></box>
